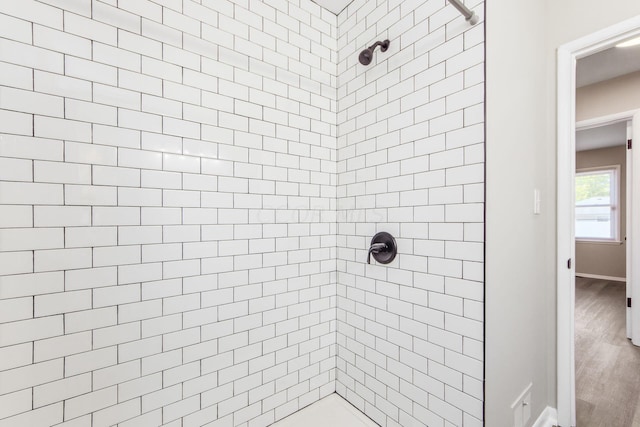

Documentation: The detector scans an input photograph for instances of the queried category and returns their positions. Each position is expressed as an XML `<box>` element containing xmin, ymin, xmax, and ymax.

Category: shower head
<box><xmin>359</xmin><ymin>39</ymin><xmax>390</xmax><ymax>66</ymax></box>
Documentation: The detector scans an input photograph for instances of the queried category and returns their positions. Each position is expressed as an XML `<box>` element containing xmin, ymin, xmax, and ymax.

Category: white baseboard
<box><xmin>575</xmin><ymin>272</ymin><xmax>626</xmax><ymax>282</ymax></box>
<box><xmin>532</xmin><ymin>406</ymin><xmax>558</xmax><ymax>427</ymax></box>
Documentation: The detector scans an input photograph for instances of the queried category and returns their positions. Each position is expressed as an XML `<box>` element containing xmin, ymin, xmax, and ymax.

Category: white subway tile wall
<box><xmin>335</xmin><ymin>1</ymin><xmax>484</xmax><ymax>427</ymax></box>
<box><xmin>0</xmin><ymin>0</ymin><xmax>485</xmax><ymax>426</ymax></box>
<box><xmin>0</xmin><ymin>1</ymin><xmax>339</xmax><ymax>426</ymax></box>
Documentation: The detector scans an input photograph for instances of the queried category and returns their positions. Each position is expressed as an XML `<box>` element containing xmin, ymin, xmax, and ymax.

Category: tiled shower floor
<box><xmin>272</xmin><ymin>393</ymin><xmax>378</xmax><ymax>427</ymax></box>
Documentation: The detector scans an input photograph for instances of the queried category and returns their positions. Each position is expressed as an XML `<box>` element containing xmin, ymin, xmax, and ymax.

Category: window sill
<box><xmin>576</xmin><ymin>239</ymin><xmax>623</xmax><ymax>245</ymax></box>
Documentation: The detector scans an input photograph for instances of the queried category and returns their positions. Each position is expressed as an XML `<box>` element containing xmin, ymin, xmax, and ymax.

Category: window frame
<box><xmin>575</xmin><ymin>164</ymin><xmax>621</xmax><ymax>243</ymax></box>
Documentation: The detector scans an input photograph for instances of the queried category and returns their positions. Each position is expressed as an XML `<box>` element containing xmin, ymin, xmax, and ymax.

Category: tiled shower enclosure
<box><xmin>0</xmin><ymin>0</ymin><xmax>484</xmax><ymax>426</ymax></box>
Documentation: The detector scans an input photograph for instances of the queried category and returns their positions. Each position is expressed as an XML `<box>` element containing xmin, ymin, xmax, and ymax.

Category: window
<box><xmin>575</xmin><ymin>166</ymin><xmax>620</xmax><ymax>241</ymax></box>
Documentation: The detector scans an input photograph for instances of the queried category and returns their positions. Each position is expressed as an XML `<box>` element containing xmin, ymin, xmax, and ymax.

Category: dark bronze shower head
<box><xmin>359</xmin><ymin>39</ymin><xmax>390</xmax><ymax>65</ymax></box>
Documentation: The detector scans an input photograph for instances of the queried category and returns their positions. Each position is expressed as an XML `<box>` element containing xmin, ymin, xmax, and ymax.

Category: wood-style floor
<box><xmin>575</xmin><ymin>276</ymin><xmax>640</xmax><ymax>426</ymax></box>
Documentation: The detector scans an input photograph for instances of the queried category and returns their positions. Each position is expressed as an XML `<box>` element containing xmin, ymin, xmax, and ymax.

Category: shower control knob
<box><xmin>367</xmin><ymin>232</ymin><xmax>397</xmax><ymax>264</ymax></box>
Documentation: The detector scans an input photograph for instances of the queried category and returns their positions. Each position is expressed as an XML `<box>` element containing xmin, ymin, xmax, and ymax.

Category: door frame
<box><xmin>557</xmin><ymin>16</ymin><xmax>640</xmax><ymax>427</ymax></box>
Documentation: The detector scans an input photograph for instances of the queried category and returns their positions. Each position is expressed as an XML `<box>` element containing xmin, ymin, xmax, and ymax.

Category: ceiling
<box><xmin>575</xmin><ymin>36</ymin><xmax>640</xmax><ymax>152</ymax></box>
<box><xmin>576</xmin><ymin>43</ymin><xmax>640</xmax><ymax>88</ymax></box>
<box><xmin>311</xmin><ymin>0</ymin><xmax>354</xmax><ymax>15</ymax></box>
<box><xmin>576</xmin><ymin>122</ymin><xmax>627</xmax><ymax>152</ymax></box>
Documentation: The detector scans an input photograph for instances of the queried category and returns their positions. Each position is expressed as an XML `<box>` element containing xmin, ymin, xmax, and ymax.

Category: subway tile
<box><xmin>142</xmin><ymin>56</ymin><xmax>182</xmax><ymax>82</ymax></box>
<box><xmin>140</xmin><ymin>170</ymin><xmax>182</xmax><ymax>189</ymax></box>
<box><xmin>163</xmin><ymin>189</ymin><xmax>201</xmax><ymax>207</ymax></box>
<box><xmin>92</xmin><ymin>1</ymin><xmax>140</xmax><ymax>33</ymax></box>
<box><xmin>0</xmin><ymin>297</ymin><xmax>32</xmax><ymax>324</ymax></box>
<box><xmin>119</xmin><ymin>301</ymin><xmax>162</xmax><ymax>325</ymax></box>
<box><xmin>0</xmin><ymin>61</ymin><xmax>33</xmax><ymax>91</ymax></box>
<box><xmin>0</xmin><ymin>359</ymin><xmax>63</xmax><ymax>395</ymax></box>
<box><xmin>34</xmin><ymin>331</ymin><xmax>92</xmax><ymax>362</ymax></box>
<box><xmin>0</xmin><ymin>157</ymin><xmax>32</xmax><ymax>182</ymax></box>
<box><xmin>0</xmin><ymin>86</ymin><xmax>64</xmax><ymax>117</ymax></box>
<box><xmin>34</xmin><ymin>116</ymin><xmax>92</xmax><ymax>143</ymax></box>
<box><xmin>141</xmin><ymin>207</ymin><xmax>182</xmax><ymax>225</ymax></box>
<box><xmin>93</xmin><ymin>323</ymin><xmax>141</xmax><ymax>349</ymax></box>
<box><xmin>0</xmin><ymin>109</ymin><xmax>33</xmax><ymax>136</ymax></box>
<box><xmin>119</xmin><ymin>0</ymin><xmax>162</xmax><ymax>23</ymax></box>
<box><xmin>0</xmin><ymin>206</ymin><xmax>32</xmax><ymax>228</ymax></box>
<box><xmin>141</xmin><ymin>382</ymin><xmax>181</xmax><ymax>413</ymax></box>
<box><xmin>64</xmin><ymin>11</ymin><xmax>117</xmax><ymax>44</ymax></box>
<box><xmin>0</xmin><ymin>38</ymin><xmax>63</xmax><ymax>73</ymax></box>
<box><xmin>34</xmin><ymin>290</ymin><xmax>92</xmax><ymax>317</ymax></box>
<box><xmin>0</xmin><ymin>228</ymin><xmax>63</xmax><ymax>252</ymax></box>
<box><xmin>64</xmin><ymin>347</ymin><xmax>117</xmax><ymax>377</ymax></box>
<box><xmin>65</xmin><ymin>56</ymin><xmax>117</xmax><ymax>85</ymax></box>
<box><xmin>66</xmin><ymin>227</ymin><xmax>118</xmax><ymax>248</ymax></box>
<box><xmin>93</xmin><ymin>124</ymin><xmax>141</xmax><ymax>149</ymax></box>
<box><xmin>118</xmin><ymin>226</ymin><xmax>162</xmax><ymax>245</ymax></box>
<box><xmin>0</xmin><ymin>136</ymin><xmax>61</xmax><ymax>164</ymax></box>
<box><xmin>118</xmin><ymin>29</ymin><xmax>162</xmax><ymax>61</ymax></box>
<box><xmin>119</xmin><ymin>69</ymin><xmax>162</xmax><ymax>95</ymax></box>
<box><xmin>93</xmin><ymin>207</ymin><xmax>140</xmax><ymax>226</ymax></box>
<box><xmin>34</xmin><ymin>70</ymin><xmax>91</xmax><ymax>101</ymax></box>
<box><xmin>164</xmin><ymin>153</ymin><xmax>201</xmax><ymax>173</ymax></box>
<box><xmin>93</xmin><ymin>245</ymin><xmax>141</xmax><ymax>267</ymax></box>
<box><xmin>34</xmin><ymin>160</ymin><xmax>91</xmax><ymax>184</ymax></box>
<box><xmin>92</xmin><ymin>398</ymin><xmax>141</xmax><ymax>427</ymax></box>
<box><xmin>118</xmin><ymin>148</ymin><xmax>163</xmax><ymax>170</ymax></box>
<box><xmin>65</xmin><ymin>142</ymin><xmax>118</xmax><ymax>166</ymax></box>
<box><xmin>183</xmin><ymin>174</ymin><xmax>217</xmax><ymax>192</ymax></box>
<box><xmin>33</xmin><ymin>373</ymin><xmax>92</xmax><ymax>408</ymax></box>
<box><xmin>162</xmin><ymin>225</ymin><xmax>200</xmax><ymax>243</ymax></box>
<box><xmin>163</xmin><ymin>44</ymin><xmax>201</xmax><ymax>70</ymax></box>
<box><xmin>118</xmin><ymin>372</ymin><xmax>162</xmax><ymax>402</ymax></box>
<box><xmin>118</xmin><ymin>410</ymin><xmax>162</xmax><ymax>427</ymax></box>
<box><xmin>65</xmin><ymin>99</ymin><xmax>118</xmax><ymax>126</ymax></box>
<box><xmin>65</xmin><ymin>307</ymin><xmax>117</xmax><ymax>335</ymax></box>
<box><xmin>0</xmin><ymin>403</ymin><xmax>63</xmax><ymax>427</ymax></box>
<box><xmin>163</xmin><ymin>117</ymin><xmax>202</xmax><ymax>139</ymax></box>
<box><xmin>34</xmin><ymin>247</ymin><xmax>92</xmax><ymax>272</ymax></box>
<box><xmin>118</xmin><ymin>109</ymin><xmax>163</xmax><ymax>133</ymax></box>
<box><xmin>0</xmin><ymin>389</ymin><xmax>32</xmax><ymax>420</ymax></box>
<box><xmin>142</xmin><ymin>243</ymin><xmax>182</xmax><ymax>263</ymax></box>
<box><xmin>118</xmin><ymin>262</ymin><xmax>162</xmax><ymax>285</ymax></box>
<box><xmin>0</xmin><ymin>11</ymin><xmax>33</xmax><ymax>44</ymax></box>
<box><xmin>34</xmin><ymin>25</ymin><xmax>92</xmax><ymax>58</ymax></box>
<box><xmin>142</xmin><ymin>132</ymin><xmax>182</xmax><ymax>154</ymax></box>
<box><xmin>0</xmin><ymin>272</ymin><xmax>63</xmax><ymax>301</ymax></box>
<box><xmin>0</xmin><ymin>315</ymin><xmax>62</xmax><ymax>349</ymax></box>
<box><xmin>64</xmin><ymin>386</ymin><xmax>117</xmax><ymax>420</ymax></box>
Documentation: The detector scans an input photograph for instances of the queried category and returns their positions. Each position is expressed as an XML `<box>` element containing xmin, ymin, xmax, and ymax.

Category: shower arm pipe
<box><xmin>367</xmin><ymin>40</ymin><xmax>388</xmax><ymax>52</ymax></box>
<box><xmin>447</xmin><ymin>0</ymin><xmax>479</xmax><ymax>25</ymax></box>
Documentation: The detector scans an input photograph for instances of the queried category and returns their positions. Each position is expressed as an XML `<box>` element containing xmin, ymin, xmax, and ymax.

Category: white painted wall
<box><xmin>577</xmin><ymin>70</ymin><xmax>640</xmax><ymax>122</ymax></box>
<box><xmin>485</xmin><ymin>1</ymin><xmax>551</xmax><ymax>426</ymax></box>
<box><xmin>486</xmin><ymin>2</ymin><xmax>640</xmax><ymax>426</ymax></box>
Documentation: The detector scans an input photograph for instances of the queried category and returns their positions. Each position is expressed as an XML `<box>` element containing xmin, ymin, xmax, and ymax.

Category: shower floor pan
<box><xmin>272</xmin><ymin>393</ymin><xmax>378</xmax><ymax>427</ymax></box>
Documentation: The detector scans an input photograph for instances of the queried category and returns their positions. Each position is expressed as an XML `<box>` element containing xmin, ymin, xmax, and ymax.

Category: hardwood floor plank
<box><xmin>575</xmin><ymin>277</ymin><xmax>640</xmax><ymax>426</ymax></box>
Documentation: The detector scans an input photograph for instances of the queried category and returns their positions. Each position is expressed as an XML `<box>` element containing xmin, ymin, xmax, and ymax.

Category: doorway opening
<box><xmin>556</xmin><ymin>15</ymin><xmax>640</xmax><ymax>427</ymax></box>
<box><xmin>574</xmin><ymin>118</ymin><xmax>636</xmax><ymax>425</ymax></box>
